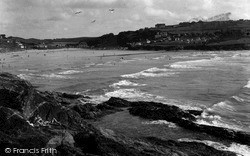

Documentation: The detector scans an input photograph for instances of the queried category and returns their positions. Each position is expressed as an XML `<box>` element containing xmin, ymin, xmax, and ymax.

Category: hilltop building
<box><xmin>0</xmin><ymin>34</ymin><xmax>6</xmax><ymax>39</ymax></box>
<box><xmin>155</xmin><ymin>24</ymin><xmax>166</xmax><ymax>29</ymax></box>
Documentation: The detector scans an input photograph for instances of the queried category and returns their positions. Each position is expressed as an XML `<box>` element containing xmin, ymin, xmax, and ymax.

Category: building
<box><xmin>36</xmin><ymin>43</ymin><xmax>48</xmax><ymax>49</ymax></box>
<box><xmin>155</xmin><ymin>24</ymin><xmax>166</xmax><ymax>29</ymax></box>
<box><xmin>0</xmin><ymin>34</ymin><xmax>6</xmax><ymax>39</ymax></box>
<box><xmin>79</xmin><ymin>42</ymin><xmax>88</xmax><ymax>48</ymax></box>
<box><xmin>16</xmin><ymin>41</ymin><xmax>25</xmax><ymax>49</ymax></box>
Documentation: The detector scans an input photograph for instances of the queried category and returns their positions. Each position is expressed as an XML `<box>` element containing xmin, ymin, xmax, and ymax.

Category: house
<box><xmin>0</xmin><ymin>34</ymin><xmax>6</xmax><ymax>39</ymax></box>
<box><xmin>155</xmin><ymin>34</ymin><xmax>162</xmax><ymax>39</ymax></box>
<box><xmin>155</xmin><ymin>24</ymin><xmax>166</xmax><ymax>29</ymax></box>
<box><xmin>16</xmin><ymin>41</ymin><xmax>25</xmax><ymax>49</ymax></box>
<box><xmin>36</xmin><ymin>43</ymin><xmax>48</xmax><ymax>49</ymax></box>
<box><xmin>79</xmin><ymin>42</ymin><xmax>88</xmax><ymax>48</ymax></box>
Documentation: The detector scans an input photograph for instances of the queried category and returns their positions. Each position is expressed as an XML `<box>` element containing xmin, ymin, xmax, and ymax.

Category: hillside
<box><xmin>118</xmin><ymin>19</ymin><xmax>250</xmax><ymax>50</ymax></box>
<box><xmin>1</xmin><ymin>19</ymin><xmax>250</xmax><ymax>51</ymax></box>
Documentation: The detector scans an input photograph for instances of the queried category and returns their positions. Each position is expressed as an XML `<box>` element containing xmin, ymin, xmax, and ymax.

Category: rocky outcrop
<box><xmin>128</xmin><ymin>100</ymin><xmax>250</xmax><ymax>146</ymax></box>
<box><xmin>0</xmin><ymin>73</ymin><xmax>239</xmax><ymax>156</ymax></box>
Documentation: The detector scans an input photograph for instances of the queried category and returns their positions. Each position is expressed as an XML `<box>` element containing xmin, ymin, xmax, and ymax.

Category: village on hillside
<box><xmin>1</xmin><ymin>13</ymin><xmax>250</xmax><ymax>52</ymax></box>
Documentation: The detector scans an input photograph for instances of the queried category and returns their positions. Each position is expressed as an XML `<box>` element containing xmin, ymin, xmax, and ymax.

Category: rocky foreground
<box><xmin>0</xmin><ymin>73</ymin><xmax>249</xmax><ymax>156</ymax></box>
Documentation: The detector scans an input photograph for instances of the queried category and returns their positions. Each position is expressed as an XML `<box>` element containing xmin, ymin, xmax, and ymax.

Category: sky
<box><xmin>0</xmin><ymin>0</ymin><xmax>249</xmax><ymax>39</ymax></box>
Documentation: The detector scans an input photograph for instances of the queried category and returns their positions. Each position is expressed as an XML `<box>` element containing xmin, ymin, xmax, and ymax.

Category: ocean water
<box><xmin>1</xmin><ymin>49</ymin><xmax>250</xmax><ymax>155</ymax></box>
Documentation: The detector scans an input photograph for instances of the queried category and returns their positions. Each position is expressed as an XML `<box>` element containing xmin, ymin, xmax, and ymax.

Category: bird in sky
<box><xmin>68</xmin><ymin>8</ymin><xmax>82</xmax><ymax>15</ymax></box>
<box><xmin>91</xmin><ymin>20</ymin><xmax>96</xmax><ymax>23</ymax></box>
<box><xmin>109</xmin><ymin>8</ymin><xmax>115</xmax><ymax>13</ymax></box>
<box><xmin>74</xmin><ymin>11</ymin><xmax>82</xmax><ymax>15</ymax></box>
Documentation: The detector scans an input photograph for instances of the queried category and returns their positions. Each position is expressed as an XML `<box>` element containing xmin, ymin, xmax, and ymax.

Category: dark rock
<box><xmin>129</xmin><ymin>101</ymin><xmax>196</xmax><ymax>121</ymax></box>
<box><xmin>72</xmin><ymin>103</ymin><xmax>100</xmax><ymax>119</ymax></box>
<box><xmin>128</xmin><ymin>101</ymin><xmax>250</xmax><ymax>146</ymax></box>
<box><xmin>187</xmin><ymin>109</ymin><xmax>203</xmax><ymax>116</ymax></box>
<box><xmin>61</xmin><ymin>92</ymin><xmax>86</xmax><ymax>99</ymax></box>
<box><xmin>42</xmin><ymin>91</ymin><xmax>90</xmax><ymax>106</ymax></box>
<box><xmin>104</xmin><ymin>97</ymin><xmax>131</xmax><ymax>107</ymax></box>
<box><xmin>176</xmin><ymin>119</ymin><xmax>250</xmax><ymax>146</ymax></box>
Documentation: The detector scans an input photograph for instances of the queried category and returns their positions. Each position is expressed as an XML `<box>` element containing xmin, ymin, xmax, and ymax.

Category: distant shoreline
<box><xmin>0</xmin><ymin>47</ymin><xmax>249</xmax><ymax>55</ymax></box>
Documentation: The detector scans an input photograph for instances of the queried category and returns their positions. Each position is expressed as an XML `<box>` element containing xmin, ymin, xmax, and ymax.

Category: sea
<box><xmin>1</xmin><ymin>49</ymin><xmax>250</xmax><ymax>155</ymax></box>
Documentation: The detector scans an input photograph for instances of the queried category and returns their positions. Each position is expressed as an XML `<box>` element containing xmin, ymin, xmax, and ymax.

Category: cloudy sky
<box><xmin>0</xmin><ymin>0</ymin><xmax>249</xmax><ymax>39</ymax></box>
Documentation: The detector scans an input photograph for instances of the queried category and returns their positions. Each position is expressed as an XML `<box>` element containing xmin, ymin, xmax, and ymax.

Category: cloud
<box><xmin>131</xmin><ymin>14</ymin><xmax>141</xmax><ymax>21</ymax></box>
<box><xmin>145</xmin><ymin>7</ymin><xmax>177</xmax><ymax>18</ymax></box>
<box><xmin>62</xmin><ymin>0</ymin><xmax>127</xmax><ymax>9</ymax></box>
<box><xmin>47</xmin><ymin>16</ymin><xmax>65</xmax><ymax>21</ymax></box>
<box><xmin>202</xmin><ymin>0</ymin><xmax>215</xmax><ymax>10</ymax></box>
<box><xmin>141</xmin><ymin>0</ymin><xmax>154</xmax><ymax>7</ymax></box>
<box><xmin>1</xmin><ymin>0</ymin><xmax>250</xmax><ymax>38</ymax></box>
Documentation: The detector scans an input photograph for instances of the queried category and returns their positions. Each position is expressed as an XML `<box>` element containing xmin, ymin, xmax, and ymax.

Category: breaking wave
<box><xmin>85</xmin><ymin>62</ymin><xmax>95</xmax><ymax>67</ymax></box>
<box><xmin>195</xmin><ymin>100</ymin><xmax>243</xmax><ymax>131</ymax></box>
<box><xmin>142</xmin><ymin>120</ymin><xmax>177</xmax><ymax>128</ymax></box>
<box><xmin>169</xmin><ymin>57</ymin><xmax>222</xmax><ymax>69</ymax></box>
<box><xmin>18</xmin><ymin>73</ymin><xmax>71</xmax><ymax>80</ymax></box>
<box><xmin>231</xmin><ymin>96</ymin><xmax>245</xmax><ymax>102</ymax></box>
<box><xmin>152</xmin><ymin>55</ymin><xmax>166</xmax><ymax>60</ymax></box>
<box><xmin>195</xmin><ymin>116</ymin><xmax>243</xmax><ymax>131</ymax></box>
<box><xmin>105</xmin><ymin>88</ymin><xmax>154</xmax><ymax>100</ymax></box>
<box><xmin>103</xmin><ymin>88</ymin><xmax>202</xmax><ymax>111</ymax></box>
<box><xmin>58</xmin><ymin>70</ymin><xmax>84</xmax><ymax>75</ymax></box>
<box><xmin>121</xmin><ymin>67</ymin><xmax>177</xmax><ymax>78</ymax></box>
<box><xmin>19</xmin><ymin>69</ymin><xmax>38</xmax><ymax>72</ymax></box>
<box><xmin>169</xmin><ymin>64</ymin><xmax>199</xmax><ymax>69</ymax></box>
<box><xmin>17</xmin><ymin>74</ymin><xmax>32</xmax><ymax>80</ymax></box>
<box><xmin>208</xmin><ymin>101</ymin><xmax>235</xmax><ymax>112</ymax></box>
<box><xmin>40</xmin><ymin>73</ymin><xmax>71</xmax><ymax>79</ymax></box>
<box><xmin>110</xmin><ymin>80</ymin><xmax>146</xmax><ymax>88</ymax></box>
<box><xmin>244</xmin><ymin>80</ymin><xmax>250</xmax><ymax>88</ymax></box>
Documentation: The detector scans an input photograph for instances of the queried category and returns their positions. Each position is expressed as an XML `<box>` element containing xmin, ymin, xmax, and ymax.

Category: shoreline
<box><xmin>1</xmin><ymin>47</ymin><xmax>249</xmax><ymax>55</ymax></box>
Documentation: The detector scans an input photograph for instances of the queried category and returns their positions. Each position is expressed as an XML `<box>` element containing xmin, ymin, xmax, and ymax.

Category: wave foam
<box><xmin>169</xmin><ymin>59</ymin><xmax>209</xmax><ymax>69</ymax></box>
<box><xmin>41</xmin><ymin>73</ymin><xmax>71</xmax><ymax>79</ymax></box>
<box><xmin>210</xmin><ymin>101</ymin><xmax>235</xmax><ymax>112</ymax></box>
<box><xmin>58</xmin><ymin>70</ymin><xmax>84</xmax><ymax>75</ymax></box>
<box><xmin>178</xmin><ymin>138</ymin><xmax>250</xmax><ymax>156</ymax></box>
<box><xmin>169</xmin><ymin>57</ymin><xmax>222</xmax><ymax>69</ymax></box>
<box><xmin>85</xmin><ymin>63</ymin><xmax>95</xmax><ymax>67</ymax></box>
<box><xmin>105</xmin><ymin>88</ymin><xmax>154</xmax><ymax>100</ymax></box>
<box><xmin>19</xmin><ymin>69</ymin><xmax>38</xmax><ymax>72</ymax></box>
<box><xmin>121</xmin><ymin>67</ymin><xmax>176</xmax><ymax>78</ymax></box>
<box><xmin>201</xmin><ymin>111</ymin><xmax>221</xmax><ymax>120</ymax></box>
<box><xmin>244</xmin><ymin>80</ymin><xmax>250</xmax><ymax>88</ymax></box>
<box><xmin>149</xmin><ymin>96</ymin><xmax>203</xmax><ymax>111</ymax></box>
<box><xmin>197</xmin><ymin>101</ymin><xmax>243</xmax><ymax>131</ymax></box>
<box><xmin>121</xmin><ymin>59</ymin><xmax>136</xmax><ymax>63</ymax></box>
<box><xmin>152</xmin><ymin>55</ymin><xmax>166</xmax><ymax>60</ymax></box>
<box><xmin>110</xmin><ymin>80</ymin><xmax>146</xmax><ymax>88</ymax></box>
<box><xmin>142</xmin><ymin>120</ymin><xmax>177</xmax><ymax>128</ymax></box>
<box><xmin>17</xmin><ymin>74</ymin><xmax>32</xmax><ymax>80</ymax></box>
<box><xmin>231</xmin><ymin>96</ymin><xmax>245</xmax><ymax>102</ymax></box>
<box><xmin>195</xmin><ymin>118</ymin><xmax>243</xmax><ymax>131</ymax></box>
<box><xmin>170</xmin><ymin>64</ymin><xmax>198</xmax><ymax>69</ymax></box>
<box><xmin>86</xmin><ymin>95</ymin><xmax>110</xmax><ymax>104</ymax></box>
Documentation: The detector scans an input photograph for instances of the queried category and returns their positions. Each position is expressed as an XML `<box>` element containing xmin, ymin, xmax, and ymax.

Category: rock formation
<box><xmin>0</xmin><ymin>73</ymin><xmax>239</xmax><ymax>156</ymax></box>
